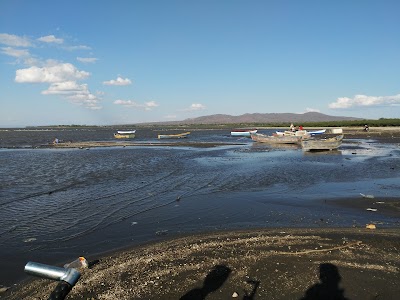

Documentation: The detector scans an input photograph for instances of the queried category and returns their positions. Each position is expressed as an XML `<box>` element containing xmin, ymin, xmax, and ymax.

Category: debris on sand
<box><xmin>366</xmin><ymin>224</ymin><xmax>376</xmax><ymax>229</ymax></box>
<box><xmin>366</xmin><ymin>208</ymin><xmax>378</xmax><ymax>212</ymax></box>
<box><xmin>360</xmin><ymin>193</ymin><xmax>375</xmax><ymax>199</ymax></box>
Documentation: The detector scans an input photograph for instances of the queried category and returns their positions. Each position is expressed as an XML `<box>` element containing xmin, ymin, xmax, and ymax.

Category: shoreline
<box><xmin>5</xmin><ymin>227</ymin><xmax>400</xmax><ymax>299</ymax></box>
<box><xmin>2</xmin><ymin>126</ymin><xmax>399</xmax><ymax>150</ymax></box>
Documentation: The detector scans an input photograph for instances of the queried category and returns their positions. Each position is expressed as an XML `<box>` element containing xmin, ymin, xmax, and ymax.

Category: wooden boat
<box><xmin>117</xmin><ymin>130</ymin><xmax>136</xmax><ymax>134</ymax></box>
<box><xmin>251</xmin><ymin>132</ymin><xmax>302</xmax><ymax>144</ymax></box>
<box><xmin>301</xmin><ymin>135</ymin><xmax>344</xmax><ymax>151</ymax></box>
<box><xmin>230</xmin><ymin>129</ymin><xmax>257</xmax><ymax>137</ymax></box>
<box><xmin>114</xmin><ymin>133</ymin><xmax>135</xmax><ymax>139</ymax></box>
<box><xmin>276</xmin><ymin>129</ymin><xmax>325</xmax><ymax>136</ymax></box>
<box><xmin>157</xmin><ymin>132</ymin><xmax>190</xmax><ymax>139</ymax></box>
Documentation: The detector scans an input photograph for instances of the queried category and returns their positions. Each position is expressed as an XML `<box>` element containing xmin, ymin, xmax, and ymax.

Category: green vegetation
<box><xmin>24</xmin><ymin>118</ymin><xmax>400</xmax><ymax>130</ymax></box>
<box><xmin>296</xmin><ymin>118</ymin><xmax>400</xmax><ymax>128</ymax></box>
<box><xmin>135</xmin><ymin>118</ymin><xmax>400</xmax><ymax>129</ymax></box>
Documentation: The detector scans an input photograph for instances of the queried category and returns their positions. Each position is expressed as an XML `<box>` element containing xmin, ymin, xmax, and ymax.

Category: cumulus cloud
<box><xmin>0</xmin><ymin>33</ymin><xmax>31</xmax><ymax>47</ymax></box>
<box><xmin>67</xmin><ymin>93</ymin><xmax>101</xmax><ymax>110</ymax></box>
<box><xmin>41</xmin><ymin>81</ymin><xmax>101</xmax><ymax>109</ymax></box>
<box><xmin>15</xmin><ymin>63</ymin><xmax>90</xmax><ymax>83</ymax></box>
<box><xmin>77</xmin><ymin>57</ymin><xmax>98</xmax><ymax>63</ymax></box>
<box><xmin>0</xmin><ymin>33</ymin><xmax>100</xmax><ymax>110</ymax></box>
<box><xmin>182</xmin><ymin>103</ymin><xmax>206</xmax><ymax>111</ymax></box>
<box><xmin>65</xmin><ymin>45</ymin><xmax>91</xmax><ymax>51</ymax></box>
<box><xmin>329</xmin><ymin>94</ymin><xmax>400</xmax><ymax>109</ymax></box>
<box><xmin>305</xmin><ymin>108</ymin><xmax>320</xmax><ymax>113</ymax></box>
<box><xmin>37</xmin><ymin>35</ymin><xmax>63</xmax><ymax>44</ymax></box>
<box><xmin>103</xmin><ymin>76</ymin><xmax>132</xmax><ymax>86</ymax></box>
<box><xmin>41</xmin><ymin>81</ymin><xmax>88</xmax><ymax>95</ymax></box>
<box><xmin>114</xmin><ymin>100</ymin><xmax>159</xmax><ymax>110</ymax></box>
<box><xmin>1</xmin><ymin>47</ymin><xmax>30</xmax><ymax>57</ymax></box>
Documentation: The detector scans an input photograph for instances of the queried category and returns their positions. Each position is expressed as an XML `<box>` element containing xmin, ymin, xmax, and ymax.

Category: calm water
<box><xmin>1</xmin><ymin>128</ymin><xmax>400</xmax><ymax>286</ymax></box>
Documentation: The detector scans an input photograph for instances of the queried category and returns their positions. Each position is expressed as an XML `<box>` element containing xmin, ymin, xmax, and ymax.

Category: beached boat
<box><xmin>301</xmin><ymin>135</ymin><xmax>344</xmax><ymax>151</ymax></box>
<box><xmin>230</xmin><ymin>129</ymin><xmax>257</xmax><ymax>137</ymax></box>
<box><xmin>276</xmin><ymin>129</ymin><xmax>326</xmax><ymax>136</ymax></box>
<box><xmin>250</xmin><ymin>132</ymin><xmax>302</xmax><ymax>144</ymax></box>
<box><xmin>117</xmin><ymin>130</ymin><xmax>136</xmax><ymax>134</ymax></box>
<box><xmin>158</xmin><ymin>132</ymin><xmax>190</xmax><ymax>139</ymax></box>
<box><xmin>114</xmin><ymin>133</ymin><xmax>135</xmax><ymax>139</ymax></box>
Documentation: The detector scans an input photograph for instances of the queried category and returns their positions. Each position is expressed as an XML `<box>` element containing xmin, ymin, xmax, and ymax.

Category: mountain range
<box><xmin>150</xmin><ymin>112</ymin><xmax>362</xmax><ymax>125</ymax></box>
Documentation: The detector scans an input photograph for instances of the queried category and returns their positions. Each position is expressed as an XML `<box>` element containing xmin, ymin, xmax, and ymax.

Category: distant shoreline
<box><xmin>1</xmin><ymin>126</ymin><xmax>398</xmax><ymax>149</ymax></box>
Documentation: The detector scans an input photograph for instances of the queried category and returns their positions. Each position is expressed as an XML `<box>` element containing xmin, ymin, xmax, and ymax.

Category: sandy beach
<box><xmin>5</xmin><ymin>228</ymin><xmax>400</xmax><ymax>299</ymax></box>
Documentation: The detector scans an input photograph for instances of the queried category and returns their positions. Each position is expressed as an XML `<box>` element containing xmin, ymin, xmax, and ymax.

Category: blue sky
<box><xmin>1</xmin><ymin>0</ymin><xmax>399</xmax><ymax>126</ymax></box>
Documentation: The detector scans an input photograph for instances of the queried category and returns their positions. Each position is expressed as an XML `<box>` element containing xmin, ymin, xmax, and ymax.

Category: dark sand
<box><xmin>3</xmin><ymin>127</ymin><xmax>400</xmax><ymax>299</ymax></box>
<box><xmin>5</xmin><ymin>228</ymin><xmax>400</xmax><ymax>300</ymax></box>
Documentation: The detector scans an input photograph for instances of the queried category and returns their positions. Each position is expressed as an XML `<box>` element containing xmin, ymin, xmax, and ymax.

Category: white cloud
<box><xmin>41</xmin><ymin>81</ymin><xmax>101</xmax><ymax>109</ymax></box>
<box><xmin>114</xmin><ymin>100</ymin><xmax>159</xmax><ymax>110</ymax></box>
<box><xmin>64</xmin><ymin>45</ymin><xmax>91</xmax><ymax>51</ymax></box>
<box><xmin>67</xmin><ymin>93</ymin><xmax>101</xmax><ymax>110</ymax></box>
<box><xmin>77</xmin><ymin>57</ymin><xmax>98</xmax><ymax>63</ymax></box>
<box><xmin>0</xmin><ymin>33</ymin><xmax>31</xmax><ymax>47</ymax></box>
<box><xmin>329</xmin><ymin>94</ymin><xmax>400</xmax><ymax>109</ymax></box>
<box><xmin>182</xmin><ymin>103</ymin><xmax>206</xmax><ymax>111</ymax></box>
<box><xmin>103</xmin><ymin>76</ymin><xmax>132</xmax><ymax>86</ymax></box>
<box><xmin>15</xmin><ymin>63</ymin><xmax>90</xmax><ymax>83</ymax></box>
<box><xmin>1</xmin><ymin>47</ymin><xmax>30</xmax><ymax>57</ymax></box>
<box><xmin>41</xmin><ymin>81</ymin><xmax>88</xmax><ymax>95</ymax></box>
<box><xmin>37</xmin><ymin>35</ymin><xmax>64</xmax><ymax>44</ymax></box>
<box><xmin>305</xmin><ymin>108</ymin><xmax>320</xmax><ymax>113</ymax></box>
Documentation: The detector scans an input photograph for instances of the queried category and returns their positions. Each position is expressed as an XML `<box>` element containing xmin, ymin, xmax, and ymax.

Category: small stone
<box><xmin>232</xmin><ymin>291</ymin><xmax>239</xmax><ymax>298</ymax></box>
<box><xmin>366</xmin><ymin>224</ymin><xmax>376</xmax><ymax>229</ymax></box>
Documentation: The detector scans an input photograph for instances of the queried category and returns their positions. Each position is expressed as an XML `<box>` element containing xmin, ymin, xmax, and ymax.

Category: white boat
<box><xmin>309</xmin><ymin>129</ymin><xmax>326</xmax><ymax>135</ymax></box>
<box><xmin>231</xmin><ymin>129</ymin><xmax>257</xmax><ymax>137</ymax></box>
<box><xmin>117</xmin><ymin>130</ymin><xmax>136</xmax><ymax>134</ymax></box>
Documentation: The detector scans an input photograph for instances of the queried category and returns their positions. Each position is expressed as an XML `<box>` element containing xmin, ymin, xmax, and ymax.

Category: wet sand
<box><xmin>45</xmin><ymin>141</ymin><xmax>246</xmax><ymax>149</ymax></box>
<box><xmin>5</xmin><ymin>228</ymin><xmax>400</xmax><ymax>300</ymax></box>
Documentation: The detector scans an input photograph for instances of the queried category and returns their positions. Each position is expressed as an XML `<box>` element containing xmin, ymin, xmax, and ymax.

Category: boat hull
<box><xmin>251</xmin><ymin>133</ymin><xmax>302</xmax><ymax>144</ymax></box>
<box><xmin>157</xmin><ymin>132</ymin><xmax>191</xmax><ymax>139</ymax></box>
<box><xmin>231</xmin><ymin>130</ymin><xmax>257</xmax><ymax>137</ymax></box>
<box><xmin>117</xmin><ymin>130</ymin><xmax>136</xmax><ymax>134</ymax></box>
<box><xmin>301</xmin><ymin>135</ymin><xmax>344</xmax><ymax>151</ymax></box>
<box><xmin>114</xmin><ymin>133</ymin><xmax>135</xmax><ymax>139</ymax></box>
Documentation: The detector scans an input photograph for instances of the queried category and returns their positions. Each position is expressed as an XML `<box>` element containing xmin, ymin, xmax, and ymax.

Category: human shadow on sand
<box><xmin>243</xmin><ymin>279</ymin><xmax>260</xmax><ymax>300</ymax></box>
<box><xmin>300</xmin><ymin>263</ymin><xmax>349</xmax><ymax>300</ymax></box>
<box><xmin>180</xmin><ymin>265</ymin><xmax>232</xmax><ymax>300</ymax></box>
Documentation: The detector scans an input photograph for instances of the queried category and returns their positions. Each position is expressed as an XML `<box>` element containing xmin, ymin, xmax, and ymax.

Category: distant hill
<box><xmin>149</xmin><ymin>112</ymin><xmax>362</xmax><ymax>125</ymax></box>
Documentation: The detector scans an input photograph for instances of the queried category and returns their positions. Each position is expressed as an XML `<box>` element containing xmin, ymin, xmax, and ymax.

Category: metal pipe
<box><xmin>24</xmin><ymin>262</ymin><xmax>81</xmax><ymax>286</ymax></box>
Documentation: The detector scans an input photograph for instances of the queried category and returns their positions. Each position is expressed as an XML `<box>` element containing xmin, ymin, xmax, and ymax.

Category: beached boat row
<box><xmin>113</xmin><ymin>130</ymin><xmax>191</xmax><ymax>140</ymax></box>
<box><xmin>251</xmin><ymin>129</ymin><xmax>344</xmax><ymax>151</ymax></box>
<box><xmin>112</xmin><ymin>127</ymin><xmax>344</xmax><ymax>151</ymax></box>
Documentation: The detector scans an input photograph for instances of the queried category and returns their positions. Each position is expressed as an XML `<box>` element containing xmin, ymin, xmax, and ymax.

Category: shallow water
<box><xmin>1</xmin><ymin>128</ymin><xmax>399</xmax><ymax>286</ymax></box>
